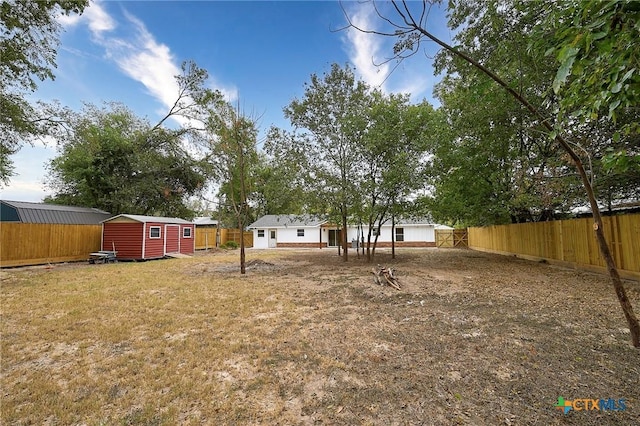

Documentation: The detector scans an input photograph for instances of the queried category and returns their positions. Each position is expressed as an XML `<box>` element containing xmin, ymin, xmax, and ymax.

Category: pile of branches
<box><xmin>372</xmin><ymin>265</ymin><xmax>401</xmax><ymax>290</ymax></box>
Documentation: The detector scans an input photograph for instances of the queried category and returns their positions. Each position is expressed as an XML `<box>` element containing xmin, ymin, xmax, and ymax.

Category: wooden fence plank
<box><xmin>194</xmin><ymin>228</ymin><xmax>253</xmax><ymax>249</ymax></box>
<box><xmin>468</xmin><ymin>213</ymin><xmax>640</xmax><ymax>279</ymax></box>
<box><xmin>1</xmin><ymin>223</ymin><xmax>103</xmax><ymax>267</ymax></box>
<box><xmin>195</xmin><ymin>228</ymin><xmax>218</xmax><ymax>250</ymax></box>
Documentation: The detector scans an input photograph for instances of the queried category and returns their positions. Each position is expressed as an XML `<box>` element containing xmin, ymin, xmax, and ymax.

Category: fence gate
<box><xmin>436</xmin><ymin>229</ymin><xmax>468</xmax><ymax>248</ymax></box>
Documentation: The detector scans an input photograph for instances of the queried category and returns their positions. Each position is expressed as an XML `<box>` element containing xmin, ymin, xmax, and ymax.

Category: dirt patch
<box><xmin>1</xmin><ymin>248</ymin><xmax>638</xmax><ymax>425</ymax></box>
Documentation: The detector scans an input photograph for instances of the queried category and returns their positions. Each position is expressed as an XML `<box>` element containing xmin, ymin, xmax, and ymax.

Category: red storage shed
<box><xmin>101</xmin><ymin>214</ymin><xmax>195</xmax><ymax>260</ymax></box>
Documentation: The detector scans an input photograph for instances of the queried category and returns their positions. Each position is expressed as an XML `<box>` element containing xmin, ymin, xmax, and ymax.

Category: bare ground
<box><xmin>1</xmin><ymin>248</ymin><xmax>639</xmax><ymax>425</ymax></box>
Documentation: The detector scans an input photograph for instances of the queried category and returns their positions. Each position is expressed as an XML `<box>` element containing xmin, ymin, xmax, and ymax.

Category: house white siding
<box><xmin>279</xmin><ymin>227</ymin><xmax>320</xmax><ymax>244</ymax></box>
<box><xmin>249</xmin><ymin>215</ymin><xmax>441</xmax><ymax>249</ymax></box>
<box><xmin>348</xmin><ymin>223</ymin><xmax>436</xmax><ymax>247</ymax></box>
<box><xmin>253</xmin><ymin>228</ymin><xmax>270</xmax><ymax>249</ymax></box>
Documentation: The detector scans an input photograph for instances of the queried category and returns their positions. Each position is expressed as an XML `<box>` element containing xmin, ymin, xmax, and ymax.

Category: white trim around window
<box><xmin>149</xmin><ymin>226</ymin><xmax>161</xmax><ymax>239</ymax></box>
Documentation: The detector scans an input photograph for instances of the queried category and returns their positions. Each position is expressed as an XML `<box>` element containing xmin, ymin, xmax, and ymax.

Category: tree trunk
<box><xmin>391</xmin><ymin>214</ymin><xmax>396</xmax><ymax>259</ymax></box>
<box><xmin>238</xmin><ymin>205</ymin><xmax>246</xmax><ymax>275</ymax></box>
<box><xmin>341</xmin><ymin>210</ymin><xmax>348</xmax><ymax>262</ymax></box>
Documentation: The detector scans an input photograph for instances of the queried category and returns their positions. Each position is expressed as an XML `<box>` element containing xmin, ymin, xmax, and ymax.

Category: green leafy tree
<box><xmin>421</xmin><ymin>0</ymin><xmax>584</xmax><ymax>225</ymax></box>
<box><xmin>357</xmin><ymin>92</ymin><xmax>434</xmax><ymax>260</ymax></box>
<box><xmin>203</xmin><ymin>102</ymin><xmax>259</xmax><ymax>274</ymax></box>
<box><xmin>257</xmin><ymin>126</ymin><xmax>309</xmax><ymax>216</ymax></box>
<box><xmin>283</xmin><ymin>63</ymin><xmax>370</xmax><ymax>261</ymax></box>
<box><xmin>0</xmin><ymin>0</ymin><xmax>88</xmax><ymax>183</ymax></box>
<box><xmin>344</xmin><ymin>0</ymin><xmax>640</xmax><ymax>347</ymax></box>
<box><xmin>546</xmin><ymin>0</ymin><xmax>640</xmax><ymax>197</ymax></box>
<box><xmin>46</xmin><ymin>102</ymin><xmax>205</xmax><ymax>217</ymax></box>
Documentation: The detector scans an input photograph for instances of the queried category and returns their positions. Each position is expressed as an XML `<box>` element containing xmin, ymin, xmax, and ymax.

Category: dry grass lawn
<box><xmin>1</xmin><ymin>248</ymin><xmax>639</xmax><ymax>425</ymax></box>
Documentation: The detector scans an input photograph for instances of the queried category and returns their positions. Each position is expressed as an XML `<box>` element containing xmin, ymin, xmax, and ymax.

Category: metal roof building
<box><xmin>0</xmin><ymin>200</ymin><xmax>112</xmax><ymax>225</ymax></box>
<box><xmin>193</xmin><ymin>217</ymin><xmax>219</xmax><ymax>227</ymax></box>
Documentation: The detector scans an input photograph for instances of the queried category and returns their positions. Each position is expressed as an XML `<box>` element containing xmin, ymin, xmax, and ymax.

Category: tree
<box><xmin>343</xmin><ymin>0</ymin><xmax>640</xmax><ymax>347</ymax></box>
<box><xmin>421</xmin><ymin>0</ymin><xmax>588</xmax><ymax>226</ymax></box>
<box><xmin>257</xmin><ymin>127</ymin><xmax>309</xmax><ymax>216</ymax></box>
<box><xmin>283</xmin><ymin>63</ymin><xmax>370</xmax><ymax>261</ymax></box>
<box><xmin>0</xmin><ymin>0</ymin><xmax>88</xmax><ymax>184</ymax></box>
<box><xmin>204</xmin><ymin>102</ymin><xmax>259</xmax><ymax>274</ymax></box>
<box><xmin>546</xmin><ymin>0</ymin><xmax>640</xmax><ymax>205</ymax></box>
<box><xmin>46</xmin><ymin>102</ymin><xmax>206</xmax><ymax>217</ymax></box>
<box><xmin>357</xmin><ymin>92</ymin><xmax>434</xmax><ymax>260</ymax></box>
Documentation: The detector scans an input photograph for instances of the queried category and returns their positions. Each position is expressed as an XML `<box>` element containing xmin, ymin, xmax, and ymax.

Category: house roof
<box><xmin>396</xmin><ymin>217</ymin><xmax>435</xmax><ymax>225</ymax></box>
<box><xmin>102</xmin><ymin>214</ymin><xmax>193</xmax><ymax>224</ymax></box>
<box><xmin>248</xmin><ymin>214</ymin><xmax>326</xmax><ymax>229</ymax></box>
<box><xmin>0</xmin><ymin>200</ymin><xmax>112</xmax><ymax>224</ymax></box>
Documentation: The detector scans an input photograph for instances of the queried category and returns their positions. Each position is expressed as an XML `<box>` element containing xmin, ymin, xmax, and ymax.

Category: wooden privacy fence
<box><xmin>0</xmin><ymin>223</ymin><xmax>102</xmax><ymax>268</ymax></box>
<box><xmin>194</xmin><ymin>228</ymin><xmax>253</xmax><ymax>249</ymax></box>
<box><xmin>436</xmin><ymin>229</ymin><xmax>469</xmax><ymax>248</ymax></box>
<box><xmin>223</xmin><ymin>229</ymin><xmax>253</xmax><ymax>248</ymax></box>
<box><xmin>468</xmin><ymin>213</ymin><xmax>640</xmax><ymax>280</ymax></box>
<box><xmin>195</xmin><ymin>228</ymin><xmax>217</xmax><ymax>250</ymax></box>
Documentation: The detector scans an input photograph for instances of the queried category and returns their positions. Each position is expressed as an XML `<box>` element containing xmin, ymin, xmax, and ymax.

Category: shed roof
<box><xmin>0</xmin><ymin>200</ymin><xmax>112</xmax><ymax>224</ymax></box>
<box><xmin>102</xmin><ymin>214</ymin><xmax>193</xmax><ymax>224</ymax></box>
<box><xmin>248</xmin><ymin>214</ymin><xmax>326</xmax><ymax>229</ymax></box>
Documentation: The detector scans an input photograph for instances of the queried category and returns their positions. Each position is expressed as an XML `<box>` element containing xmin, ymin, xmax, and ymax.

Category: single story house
<box><xmin>353</xmin><ymin>218</ymin><xmax>446</xmax><ymax>248</ymax></box>
<box><xmin>248</xmin><ymin>215</ymin><xmax>327</xmax><ymax>249</ymax></box>
<box><xmin>1</xmin><ymin>200</ymin><xmax>112</xmax><ymax>224</ymax></box>
<box><xmin>248</xmin><ymin>214</ymin><xmax>448</xmax><ymax>249</ymax></box>
<box><xmin>102</xmin><ymin>214</ymin><xmax>195</xmax><ymax>260</ymax></box>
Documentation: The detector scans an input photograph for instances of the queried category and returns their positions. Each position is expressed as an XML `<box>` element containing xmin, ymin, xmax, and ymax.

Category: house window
<box><xmin>395</xmin><ymin>227</ymin><xmax>405</xmax><ymax>242</ymax></box>
<box><xmin>149</xmin><ymin>226</ymin><xmax>161</xmax><ymax>239</ymax></box>
<box><xmin>183</xmin><ymin>227</ymin><xmax>192</xmax><ymax>238</ymax></box>
<box><xmin>373</xmin><ymin>227</ymin><xmax>380</xmax><ymax>236</ymax></box>
<box><xmin>297</xmin><ymin>229</ymin><xmax>305</xmax><ymax>237</ymax></box>
<box><xmin>258</xmin><ymin>230</ymin><xmax>265</xmax><ymax>237</ymax></box>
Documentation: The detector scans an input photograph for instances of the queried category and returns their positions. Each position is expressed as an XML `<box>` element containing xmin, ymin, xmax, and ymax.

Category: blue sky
<box><xmin>2</xmin><ymin>0</ymin><xmax>451</xmax><ymax>202</ymax></box>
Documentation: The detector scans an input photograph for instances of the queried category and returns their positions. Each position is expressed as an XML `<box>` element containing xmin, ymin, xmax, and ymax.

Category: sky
<box><xmin>2</xmin><ymin>0</ymin><xmax>452</xmax><ymax>203</ymax></box>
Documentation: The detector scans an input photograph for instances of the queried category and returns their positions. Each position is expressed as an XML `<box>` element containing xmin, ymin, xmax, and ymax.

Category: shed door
<box><xmin>268</xmin><ymin>229</ymin><xmax>277</xmax><ymax>248</ymax></box>
<box><xmin>165</xmin><ymin>225</ymin><xmax>180</xmax><ymax>253</ymax></box>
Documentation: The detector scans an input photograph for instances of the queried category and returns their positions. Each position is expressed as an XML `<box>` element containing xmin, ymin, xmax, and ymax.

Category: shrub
<box><xmin>223</xmin><ymin>241</ymin><xmax>239</xmax><ymax>249</ymax></box>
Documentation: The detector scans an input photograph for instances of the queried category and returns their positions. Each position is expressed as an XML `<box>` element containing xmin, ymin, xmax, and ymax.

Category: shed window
<box><xmin>258</xmin><ymin>230</ymin><xmax>265</xmax><ymax>237</ymax></box>
<box><xmin>395</xmin><ymin>227</ymin><xmax>405</xmax><ymax>242</ymax></box>
<box><xmin>183</xmin><ymin>227</ymin><xmax>192</xmax><ymax>238</ymax></box>
<box><xmin>297</xmin><ymin>229</ymin><xmax>305</xmax><ymax>237</ymax></box>
<box><xmin>149</xmin><ymin>226</ymin><xmax>161</xmax><ymax>239</ymax></box>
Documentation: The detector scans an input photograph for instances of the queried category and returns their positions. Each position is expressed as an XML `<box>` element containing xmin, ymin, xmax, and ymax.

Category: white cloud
<box><xmin>62</xmin><ymin>1</ymin><xmax>237</xmax><ymax>126</ymax></box>
<box><xmin>58</xmin><ymin>0</ymin><xmax>115</xmax><ymax>34</ymax></box>
<box><xmin>343</xmin><ymin>7</ymin><xmax>389</xmax><ymax>90</ymax></box>
<box><xmin>114</xmin><ymin>12</ymin><xmax>182</xmax><ymax>115</ymax></box>
<box><xmin>343</xmin><ymin>3</ymin><xmax>434</xmax><ymax>103</ymax></box>
<box><xmin>85</xmin><ymin>1</ymin><xmax>116</xmax><ymax>34</ymax></box>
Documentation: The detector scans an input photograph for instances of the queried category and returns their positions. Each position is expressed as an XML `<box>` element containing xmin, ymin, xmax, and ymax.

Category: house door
<box><xmin>165</xmin><ymin>225</ymin><xmax>180</xmax><ymax>253</ymax></box>
<box><xmin>328</xmin><ymin>229</ymin><xmax>341</xmax><ymax>247</ymax></box>
<box><xmin>268</xmin><ymin>229</ymin><xmax>277</xmax><ymax>248</ymax></box>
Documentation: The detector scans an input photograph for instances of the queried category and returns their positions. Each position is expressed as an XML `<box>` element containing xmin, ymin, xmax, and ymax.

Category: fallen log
<box><xmin>372</xmin><ymin>265</ymin><xmax>401</xmax><ymax>290</ymax></box>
